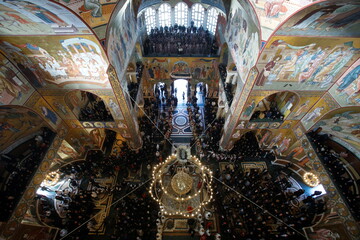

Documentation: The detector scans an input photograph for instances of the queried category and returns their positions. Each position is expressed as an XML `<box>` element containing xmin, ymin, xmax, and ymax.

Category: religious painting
<box><xmin>190</xmin><ymin>59</ymin><xmax>218</xmax><ymax>81</ymax></box>
<box><xmin>64</xmin><ymin>128</ymin><xmax>92</xmax><ymax>153</ymax></box>
<box><xmin>311</xmin><ymin>107</ymin><xmax>360</xmax><ymax>150</ymax></box>
<box><xmin>0</xmin><ymin>106</ymin><xmax>47</xmax><ymax>151</ymax></box>
<box><xmin>293</xmin><ymin>123</ymin><xmax>305</xmax><ymax>139</ymax></box>
<box><xmin>65</xmin><ymin>119</ymin><xmax>83</xmax><ymax>129</ymax></box>
<box><xmin>64</xmin><ymin>90</ymin><xmax>88</xmax><ymax>118</ymax></box>
<box><xmin>280</xmin><ymin>120</ymin><xmax>296</xmax><ymax>129</ymax></box>
<box><xmin>0</xmin><ymin>52</ymin><xmax>34</xmax><ymax>105</ymax></box>
<box><xmin>54</xmin><ymin>0</ymin><xmax>119</xmax><ymax>39</ymax></box>
<box><xmin>285</xmin><ymin>91</ymin><xmax>323</xmax><ymax>121</ymax></box>
<box><xmin>253</xmin><ymin>36</ymin><xmax>360</xmax><ymax>91</ymax></box>
<box><xmin>34</xmin><ymin>97</ymin><xmax>61</xmax><ymax>129</ymax></box>
<box><xmin>87</xmin><ymin>128</ymin><xmax>105</xmax><ymax>148</ymax></box>
<box><xmin>107</xmin><ymin>0</ymin><xmax>138</xmax><ymax>88</ymax></box>
<box><xmin>57</xmin><ymin>140</ymin><xmax>79</xmax><ymax>160</ymax></box>
<box><xmin>44</xmin><ymin>96</ymin><xmax>74</xmax><ymax>120</ymax></box>
<box><xmin>329</xmin><ymin>59</ymin><xmax>360</xmax><ymax>107</ymax></box>
<box><xmin>102</xmin><ymin>96</ymin><xmax>124</xmax><ymax>120</ymax></box>
<box><xmin>172</xmin><ymin>61</ymin><xmax>191</xmax><ymax>77</ymax></box>
<box><xmin>276</xmin><ymin>1</ymin><xmax>360</xmax><ymax>38</ymax></box>
<box><xmin>250</xmin><ymin>0</ymin><xmax>320</xmax><ymax>41</ymax></box>
<box><xmin>305</xmin><ymin>222</ymin><xmax>352</xmax><ymax>240</ymax></box>
<box><xmin>225</xmin><ymin>0</ymin><xmax>261</xmax><ymax>83</ymax></box>
<box><xmin>0</xmin><ymin>0</ymin><xmax>91</xmax><ymax>35</ymax></box>
<box><xmin>142</xmin><ymin>58</ymin><xmax>171</xmax><ymax>82</ymax></box>
<box><xmin>0</xmin><ymin>35</ymin><xmax>110</xmax><ymax>89</ymax></box>
<box><xmin>301</xmin><ymin>93</ymin><xmax>340</xmax><ymax>130</ymax></box>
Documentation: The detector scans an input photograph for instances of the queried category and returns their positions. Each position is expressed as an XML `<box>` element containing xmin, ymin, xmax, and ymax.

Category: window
<box><xmin>145</xmin><ymin>7</ymin><xmax>156</xmax><ymax>33</ymax></box>
<box><xmin>207</xmin><ymin>8</ymin><xmax>218</xmax><ymax>34</ymax></box>
<box><xmin>191</xmin><ymin>4</ymin><xmax>204</xmax><ymax>28</ymax></box>
<box><xmin>158</xmin><ymin>3</ymin><xmax>171</xmax><ymax>27</ymax></box>
<box><xmin>175</xmin><ymin>2</ymin><xmax>188</xmax><ymax>26</ymax></box>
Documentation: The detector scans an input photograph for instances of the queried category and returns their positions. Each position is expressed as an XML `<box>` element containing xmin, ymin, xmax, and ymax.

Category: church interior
<box><xmin>0</xmin><ymin>0</ymin><xmax>360</xmax><ymax>239</ymax></box>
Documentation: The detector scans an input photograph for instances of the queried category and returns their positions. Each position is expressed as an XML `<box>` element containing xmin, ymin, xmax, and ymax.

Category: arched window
<box><xmin>191</xmin><ymin>4</ymin><xmax>204</xmax><ymax>28</ymax></box>
<box><xmin>175</xmin><ymin>2</ymin><xmax>188</xmax><ymax>26</ymax></box>
<box><xmin>158</xmin><ymin>3</ymin><xmax>171</xmax><ymax>27</ymax></box>
<box><xmin>145</xmin><ymin>7</ymin><xmax>156</xmax><ymax>33</ymax></box>
<box><xmin>207</xmin><ymin>8</ymin><xmax>218</xmax><ymax>34</ymax></box>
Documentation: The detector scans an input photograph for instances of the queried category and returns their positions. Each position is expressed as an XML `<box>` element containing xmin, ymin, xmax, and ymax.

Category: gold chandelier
<box><xmin>149</xmin><ymin>149</ymin><xmax>213</xmax><ymax>218</ymax></box>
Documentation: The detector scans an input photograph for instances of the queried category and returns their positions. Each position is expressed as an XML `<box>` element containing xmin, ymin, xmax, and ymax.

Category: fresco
<box><xmin>276</xmin><ymin>1</ymin><xmax>360</xmax><ymax>38</ymax></box>
<box><xmin>301</xmin><ymin>93</ymin><xmax>340</xmax><ymax>130</ymax></box>
<box><xmin>66</xmin><ymin>128</ymin><xmax>96</xmax><ymax>153</ymax></box>
<box><xmin>329</xmin><ymin>59</ymin><xmax>360</xmax><ymax>107</ymax></box>
<box><xmin>102</xmin><ymin>96</ymin><xmax>124</xmax><ymax>120</ymax></box>
<box><xmin>0</xmin><ymin>52</ymin><xmax>34</xmax><ymax>105</ymax></box>
<box><xmin>0</xmin><ymin>0</ymin><xmax>91</xmax><ymax>35</ymax></box>
<box><xmin>254</xmin><ymin>36</ymin><xmax>360</xmax><ymax>91</ymax></box>
<box><xmin>250</xmin><ymin>0</ymin><xmax>319</xmax><ymax>41</ymax></box>
<box><xmin>107</xmin><ymin>0</ymin><xmax>137</xmax><ymax>90</ymax></box>
<box><xmin>64</xmin><ymin>90</ymin><xmax>89</xmax><ymax>118</ymax></box>
<box><xmin>0</xmin><ymin>35</ymin><xmax>110</xmax><ymax>89</ymax></box>
<box><xmin>43</xmin><ymin>95</ymin><xmax>75</xmax><ymax>120</ymax></box>
<box><xmin>284</xmin><ymin>92</ymin><xmax>322</xmax><ymax>120</ymax></box>
<box><xmin>312</xmin><ymin>107</ymin><xmax>360</xmax><ymax>149</ymax></box>
<box><xmin>142</xmin><ymin>57</ymin><xmax>219</xmax><ymax>83</ymax></box>
<box><xmin>54</xmin><ymin>0</ymin><xmax>119</xmax><ymax>39</ymax></box>
<box><xmin>0</xmin><ymin>106</ymin><xmax>47</xmax><ymax>151</ymax></box>
<box><xmin>225</xmin><ymin>0</ymin><xmax>261</xmax><ymax>83</ymax></box>
<box><xmin>34</xmin><ymin>97</ymin><xmax>61</xmax><ymax>129</ymax></box>
<box><xmin>57</xmin><ymin>140</ymin><xmax>79</xmax><ymax>159</ymax></box>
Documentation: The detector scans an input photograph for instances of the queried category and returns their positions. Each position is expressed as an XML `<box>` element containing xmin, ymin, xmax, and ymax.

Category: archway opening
<box><xmin>173</xmin><ymin>79</ymin><xmax>188</xmax><ymax>104</ymax></box>
<box><xmin>0</xmin><ymin>106</ymin><xmax>55</xmax><ymax>222</ymax></box>
<box><xmin>250</xmin><ymin>92</ymin><xmax>299</xmax><ymax>122</ymax></box>
<box><xmin>65</xmin><ymin>90</ymin><xmax>114</xmax><ymax>122</ymax></box>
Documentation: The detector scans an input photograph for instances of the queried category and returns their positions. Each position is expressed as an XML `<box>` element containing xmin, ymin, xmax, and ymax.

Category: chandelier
<box><xmin>303</xmin><ymin>172</ymin><xmax>320</xmax><ymax>187</ymax></box>
<box><xmin>149</xmin><ymin>146</ymin><xmax>213</xmax><ymax>217</ymax></box>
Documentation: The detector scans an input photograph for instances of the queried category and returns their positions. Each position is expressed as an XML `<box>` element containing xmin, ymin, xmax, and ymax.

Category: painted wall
<box><xmin>225</xmin><ymin>0</ymin><xmax>261</xmax><ymax>83</ymax></box>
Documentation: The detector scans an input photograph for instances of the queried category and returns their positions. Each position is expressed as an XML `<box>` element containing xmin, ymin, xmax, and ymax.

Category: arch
<box><xmin>175</xmin><ymin>2</ymin><xmax>188</xmax><ymax>26</ymax></box>
<box><xmin>158</xmin><ymin>3</ymin><xmax>171</xmax><ymax>27</ymax></box>
<box><xmin>0</xmin><ymin>105</ymin><xmax>54</xmax><ymax>152</ymax></box>
<box><xmin>309</xmin><ymin>106</ymin><xmax>360</xmax><ymax>145</ymax></box>
<box><xmin>191</xmin><ymin>3</ymin><xmax>205</xmax><ymax>28</ymax></box>
<box><xmin>249</xmin><ymin>91</ymin><xmax>300</xmax><ymax>122</ymax></box>
<box><xmin>64</xmin><ymin>90</ymin><xmax>114</xmax><ymax>122</ymax></box>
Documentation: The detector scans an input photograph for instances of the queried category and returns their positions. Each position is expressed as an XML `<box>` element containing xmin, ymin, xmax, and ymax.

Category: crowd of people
<box><xmin>250</xmin><ymin>101</ymin><xmax>284</xmax><ymax>122</ymax></box>
<box><xmin>308</xmin><ymin>130</ymin><xmax>360</xmax><ymax>220</ymax></box>
<box><xmin>127</xmin><ymin>63</ymin><xmax>144</xmax><ymax>105</ymax></box>
<box><xmin>79</xmin><ymin>92</ymin><xmax>113</xmax><ymax>121</ymax></box>
<box><xmin>111</xmin><ymin>190</ymin><xmax>159</xmax><ymax>239</ymax></box>
<box><xmin>219</xmin><ymin>64</ymin><xmax>234</xmax><ymax>104</ymax></box>
<box><xmin>214</xmin><ymin>167</ymin><xmax>326</xmax><ymax>239</ymax></box>
<box><xmin>143</xmin><ymin>23</ymin><xmax>218</xmax><ymax>56</ymax></box>
<box><xmin>0</xmin><ymin>127</ymin><xmax>55</xmax><ymax>221</ymax></box>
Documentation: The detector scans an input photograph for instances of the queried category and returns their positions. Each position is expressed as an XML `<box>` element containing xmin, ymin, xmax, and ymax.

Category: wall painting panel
<box><xmin>225</xmin><ymin>0</ymin><xmax>261</xmax><ymax>83</ymax></box>
<box><xmin>253</xmin><ymin>36</ymin><xmax>360</xmax><ymax>91</ymax></box>
<box><xmin>329</xmin><ymin>58</ymin><xmax>360</xmax><ymax>107</ymax></box>
<box><xmin>0</xmin><ymin>35</ymin><xmax>110</xmax><ymax>90</ymax></box>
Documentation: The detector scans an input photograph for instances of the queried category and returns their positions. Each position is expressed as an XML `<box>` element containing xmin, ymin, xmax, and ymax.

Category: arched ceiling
<box><xmin>0</xmin><ymin>0</ymin><xmax>110</xmax><ymax>91</ymax></box>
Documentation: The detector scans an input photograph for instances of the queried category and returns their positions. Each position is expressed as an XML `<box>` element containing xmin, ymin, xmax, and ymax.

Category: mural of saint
<box><xmin>40</xmin><ymin>106</ymin><xmax>58</xmax><ymax>125</ymax></box>
<box><xmin>255</xmin><ymin>56</ymin><xmax>282</xmax><ymax>86</ymax></box>
<box><xmin>337</xmin><ymin>65</ymin><xmax>360</xmax><ymax>91</ymax></box>
<box><xmin>303</xmin><ymin>107</ymin><xmax>324</xmax><ymax>123</ymax></box>
<box><xmin>293</xmin><ymin>100</ymin><xmax>310</xmax><ymax>118</ymax></box>
<box><xmin>84</xmin><ymin>0</ymin><xmax>102</xmax><ymax>18</ymax></box>
<box><xmin>242</xmin><ymin>99</ymin><xmax>256</xmax><ymax>117</ymax></box>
